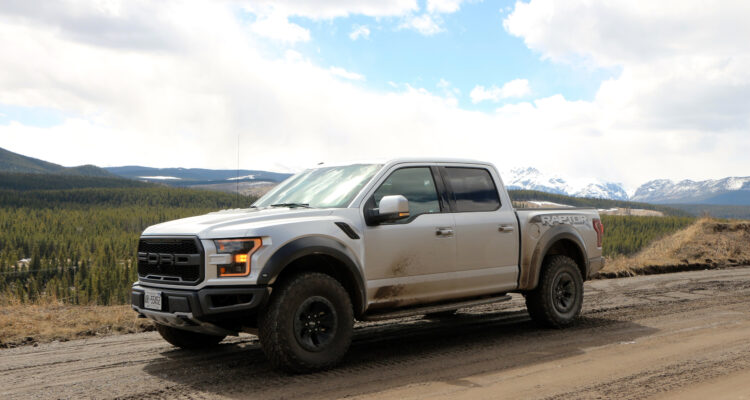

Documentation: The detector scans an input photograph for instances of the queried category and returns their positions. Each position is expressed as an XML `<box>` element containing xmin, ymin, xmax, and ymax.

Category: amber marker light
<box><xmin>214</xmin><ymin>238</ymin><xmax>262</xmax><ymax>277</ymax></box>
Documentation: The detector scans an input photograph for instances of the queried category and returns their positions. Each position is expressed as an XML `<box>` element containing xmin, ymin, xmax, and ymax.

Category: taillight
<box><xmin>592</xmin><ymin>218</ymin><xmax>604</xmax><ymax>248</ymax></box>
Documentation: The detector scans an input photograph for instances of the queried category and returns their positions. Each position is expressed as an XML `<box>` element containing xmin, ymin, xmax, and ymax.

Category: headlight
<box><xmin>214</xmin><ymin>238</ymin><xmax>262</xmax><ymax>277</ymax></box>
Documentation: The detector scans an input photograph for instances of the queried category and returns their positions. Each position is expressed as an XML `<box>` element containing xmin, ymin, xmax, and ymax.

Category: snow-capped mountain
<box><xmin>631</xmin><ymin>177</ymin><xmax>750</xmax><ymax>204</ymax></box>
<box><xmin>575</xmin><ymin>182</ymin><xmax>630</xmax><ymax>201</ymax></box>
<box><xmin>502</xmin><ymin>167</ymin><xmax>629</xmax><ymax>201</ymax></box>
<box><xmin>502</xmin><ymin>167</ymin><xmax>572</xmax><ymax>195</ymax></box>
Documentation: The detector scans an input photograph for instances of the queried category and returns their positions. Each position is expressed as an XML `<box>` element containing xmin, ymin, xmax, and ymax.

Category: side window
<box><xmin>372</xmin><ymin>167</ymin><xmax>441</xmax><ymax>220</ymax></box>
<box><xmin>443</xmin><ymin>167</ymin><xmax>501</xmax><ymax>212</ymax></box>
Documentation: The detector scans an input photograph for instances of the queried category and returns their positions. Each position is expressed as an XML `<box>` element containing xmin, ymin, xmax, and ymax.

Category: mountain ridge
<box><xmin>502</xmin><ymin>167</ymin><xmax>629</xmax><ymax>201</ymax></box>
<box><xmin>503</xmin><ymin>166</ymin><xmax>750</xmax><ymax>205</ymax></box>
<box><xmin>0</xmin><ymin>147</ymin><xmax>115</xmax><ymax>177</ymax></box>
<box><xmin>104</xmin><ymin>165</ymin><xmax>291</xmax><ymax>184</ymax></box>
<box><xmin>631</xmin><ymin>176</ymin><xmax>750</xmax><ymax>204</ymax></box>
<box><xmin>2</xmin><ymin>146</ymin><xmax>749</xmax><ymax>206</ymax></box>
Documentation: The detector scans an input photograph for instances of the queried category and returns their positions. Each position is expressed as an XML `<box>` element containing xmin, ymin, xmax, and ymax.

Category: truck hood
<box><xmin>141</xmin><ymin>207</ymin><xmax>335</xmax><ymax>238</ymax></box>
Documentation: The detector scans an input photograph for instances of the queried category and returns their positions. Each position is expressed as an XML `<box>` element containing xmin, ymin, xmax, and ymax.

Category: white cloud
<box><xmin>241</xmin><ymin>0</ymin><xmax>419</xmax><ymax>20</ymax></box>
<box><xmin>328</xmin><ymin>67</ymin><xmax>365</xmax><ymax>81</ymax></box>
<box><xmin>0</xmin><ymin>0</ymin><xmax>749</xmax><ymax>189</ymax></box>
<box><xmin>503</xmin><ymin>0</ymin><xmax>750</xmax><ymax>132</ymax></box>
<box><xmin>349</xmin><ymin>25</ymin><xmax>370</xmax><ymax>40</ymax></box>
<box><xmin>242</xmin><ymin>0</ymin><xmax>417</xmax><ymax>42</ymax></box>
<box><xmin>503</xmin><ymin>0</ymin><xmax>750</xmax><ymax>67</ymax></box>
<box><xmin>470</xmin><ymin>79</ymin><xmax>531</xmax><ymax>103</ymax></box>
<box><xmin>400</xmin><ymin>14</ymin><xmax>443</xmax><ymax>36</ymax></box>
<box><xmin>250</xmin><ymin>10</ymin><xmax>310</xmax><ymax>43</ymax></box>
<box><xmin>437</xmin><ymin>78</ymin><xmax>460</xmax><ymax>97</ymax></box>
<box><xmin>427</xmin><ymin>0</ymin><xmax>465</xmax><ymax>14</ymax></box>
<box><xmin>399</xmin><ymin>0</ymin><xmax>467</xmax><ymax>36</ymax></box>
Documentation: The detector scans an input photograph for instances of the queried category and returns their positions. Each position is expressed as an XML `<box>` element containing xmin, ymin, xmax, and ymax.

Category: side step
<box><xmin>361</xmin><ymin>294</ymin><xmax>512</xmax><ymax>322</ymax></box>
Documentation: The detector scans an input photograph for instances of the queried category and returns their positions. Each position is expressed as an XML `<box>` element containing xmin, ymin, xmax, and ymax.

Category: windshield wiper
<box><xmin>270</xmin><ymin>202</ymin><xmax>311</xmax><ymax>208</ymax></box>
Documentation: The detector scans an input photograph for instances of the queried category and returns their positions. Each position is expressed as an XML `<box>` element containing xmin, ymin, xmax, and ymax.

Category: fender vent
<box><xmin>335</xmin><ymin>222</ymin><xmax>360</xmax><ymax>239</ymax></box>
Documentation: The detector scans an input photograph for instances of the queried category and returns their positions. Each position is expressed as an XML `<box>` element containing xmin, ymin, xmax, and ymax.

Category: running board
<box><xmin>361</xmin><ymin>294</ymin><xmax>512</xmax><ymax>322</ymax></box>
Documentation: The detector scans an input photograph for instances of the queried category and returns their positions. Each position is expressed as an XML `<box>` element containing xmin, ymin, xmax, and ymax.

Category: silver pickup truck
<box><xmin>131</xmin><ymin>158</ymin><xmax>604</xmax><ymax>372</ymax></box>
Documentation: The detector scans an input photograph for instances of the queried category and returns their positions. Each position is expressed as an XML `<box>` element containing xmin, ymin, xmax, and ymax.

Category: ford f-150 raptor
<box><xmin>131</xmin><ymin>158</ymin><xmax>604</xmax><ymax>372</ymax></box>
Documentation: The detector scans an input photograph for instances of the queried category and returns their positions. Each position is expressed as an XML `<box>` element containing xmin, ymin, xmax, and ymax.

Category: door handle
<box><xmin>498</xmin><ymin>225</ymin><xmax>515</xmax><ymax>233</ymax></box>
<box><xmin>436</xmin><ymin>227</ymin><xmax>454</xmax><ymax>237</ymax></box>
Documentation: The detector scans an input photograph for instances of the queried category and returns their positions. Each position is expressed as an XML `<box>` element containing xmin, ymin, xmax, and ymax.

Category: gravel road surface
<box><xmin>2</xmin><ymin>267</ymin><xmax>750</xmax><ymax>399</ymax></box>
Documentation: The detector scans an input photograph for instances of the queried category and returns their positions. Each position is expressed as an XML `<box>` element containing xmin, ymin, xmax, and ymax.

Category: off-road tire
<box><xmin>525</xmin><ymin>255</ymin><xmax>583</xmax><ymax>328</ymax></box>
<box><xmin>258</xmin><ymin>272</ymin><xmax>354</xmax><ymax>373</ymax></box>
<box><xmin>156</xmin><ymin>324</ymin><xmax>226</xmax><ymax>349</ymax></box>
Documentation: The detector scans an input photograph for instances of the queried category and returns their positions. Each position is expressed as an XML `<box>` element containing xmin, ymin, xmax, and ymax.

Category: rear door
<box><xmin>440</xmin><ymin>166</ymin><xmax>520</xmax><ymax>293</ymax></box>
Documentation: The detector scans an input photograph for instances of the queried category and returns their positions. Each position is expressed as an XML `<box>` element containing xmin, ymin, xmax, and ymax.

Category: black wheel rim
<box><xmin>552</xmin><ymin>272</ymin><xmax>576</xmax><ymax>314</ymax></box>
<box><xmin>293</xmin><ymin>296</ymin><xmax>338</xmax><ymax>352</ymax></box>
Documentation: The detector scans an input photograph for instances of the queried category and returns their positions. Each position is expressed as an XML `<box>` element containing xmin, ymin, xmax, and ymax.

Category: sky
<box><xmin>0</xmin><ymin>0</ymin><xmax>749</xmax><ymax>192</ymax></box>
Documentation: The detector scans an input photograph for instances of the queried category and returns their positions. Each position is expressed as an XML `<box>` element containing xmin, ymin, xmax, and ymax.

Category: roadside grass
<box><xmin>0</xmin><ymin>301</ymin><xmax>153</xmax><ymax>348</ymax></box>
<box><xmin>600</xmin><ymin>217</ymin><xmax>750</xmax><ymax>277</ymax></box>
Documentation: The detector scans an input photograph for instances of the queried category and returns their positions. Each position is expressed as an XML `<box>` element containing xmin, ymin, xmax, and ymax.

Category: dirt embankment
<box><xmin>600</xmin><ymin>218</ymin><xmax>750</xmax><ymax>278</ymax></box>
<box><xmin>0</xmin><ymin>304</ymin><xmax>153</xmax><ymax>348</ymax></box>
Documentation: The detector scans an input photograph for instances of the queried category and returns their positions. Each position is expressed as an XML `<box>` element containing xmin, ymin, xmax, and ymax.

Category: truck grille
<box><xmin>137</xmin><ymin>237</ymin><xmax>204</xmax><ymax>285</ymax></box>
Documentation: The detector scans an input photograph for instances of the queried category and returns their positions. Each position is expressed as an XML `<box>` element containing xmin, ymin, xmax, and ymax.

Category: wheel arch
<box><xmin>257</xmin><ymin>236</ymin><xmax>367</xmax><ymax>317</ymax></box>
<box><xmin>519</xmin><ymin>226</ymin><xmax>588</xmax><ymax>291</ymax></box>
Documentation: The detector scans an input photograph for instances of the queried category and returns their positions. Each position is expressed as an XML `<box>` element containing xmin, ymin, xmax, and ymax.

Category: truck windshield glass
<box><xmin>253</xmin><ymin>164</ymin><xmax>383</xmax><ymax>209</ymax></box>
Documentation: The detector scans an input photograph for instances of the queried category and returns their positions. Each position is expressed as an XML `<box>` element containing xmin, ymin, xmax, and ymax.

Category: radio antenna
<box><xmin>237</xmin><ymin>134</ymin><xmax>240</xmax><ymax>206</ymax></box>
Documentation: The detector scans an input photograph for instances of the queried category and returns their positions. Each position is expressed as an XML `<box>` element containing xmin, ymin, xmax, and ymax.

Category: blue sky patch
<box><xmin>0</xmin><ymin>104</ymin><xmax>67</xmax><ymax>128</ymax></box>
<box><xmin>286</xmin><ymin>0</ymin><xmax>618</xmax><ymax>111</ymax></box>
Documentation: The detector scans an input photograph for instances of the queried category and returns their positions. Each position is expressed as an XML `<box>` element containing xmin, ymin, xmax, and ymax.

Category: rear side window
<box><xmin>372</xmin><ymin>167</ymin><xmax>441</xmax><ymax>219</ymax></box>
<box><xmin>443</xmin><ymin>167</ymin><xmax>501</xmax><ymax>212</ymax></box>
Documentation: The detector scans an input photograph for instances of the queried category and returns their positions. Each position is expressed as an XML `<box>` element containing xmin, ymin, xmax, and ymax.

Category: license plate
<box><xmin>144</xmin><ymin>290</ymin><xmax>162</xmax><ymax>311</ymax></box>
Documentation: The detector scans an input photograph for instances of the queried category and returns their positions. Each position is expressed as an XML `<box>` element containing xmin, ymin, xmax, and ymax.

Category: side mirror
<box><xmin>366</xmin><ymin>195</ymin><xmax>410</xmax><ymax>225</ymax></box>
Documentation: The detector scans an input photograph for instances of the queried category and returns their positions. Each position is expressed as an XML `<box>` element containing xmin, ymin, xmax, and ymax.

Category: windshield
<box><xmin>253</xmin><ymin>164</ymin><xmax>383</xmax><ymax>208</ymax></box>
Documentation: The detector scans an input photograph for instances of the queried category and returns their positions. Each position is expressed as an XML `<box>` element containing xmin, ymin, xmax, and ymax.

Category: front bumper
<box><xmin>131</xmin><ymin>283</ymin><xmax>270</xmax><ymax>335</ymax></box>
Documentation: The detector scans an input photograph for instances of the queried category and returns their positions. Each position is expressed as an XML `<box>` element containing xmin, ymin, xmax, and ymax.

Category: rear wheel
<box><xmin>156</xmin><ymin>324</ymin><xmax>226</xmax><ymax>349</ymax></box>
<box><xmin>258</xmin><ymin>272</ymin><xmax>354</xmax><ymax>373</ymax></box>
<box><xmin>525</xmin><ymin>255</ymin><xmax>583</xmax><ymax>328</ymax></box>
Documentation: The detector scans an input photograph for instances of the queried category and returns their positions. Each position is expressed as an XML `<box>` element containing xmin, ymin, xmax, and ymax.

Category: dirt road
<box><xmin>3</xmin><ymin>267</ymin><xmax>750</xmax><ymax>400</ymax></box>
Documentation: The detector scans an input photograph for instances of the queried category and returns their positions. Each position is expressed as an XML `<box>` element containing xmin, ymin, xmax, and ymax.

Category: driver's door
<box><xmin>361</xmin><ymin>166</ymin><xmax>457</xmax><ymax>310</ymax></box>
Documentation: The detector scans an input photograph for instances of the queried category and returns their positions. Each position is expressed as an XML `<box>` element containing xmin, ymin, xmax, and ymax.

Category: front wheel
<box><xmin>525</xmin><ymin>255</ymin><xmax>583</xmax><ymax>328</ymax></box>
<box><xmin>258</xmin><ymin>272</ymin><xmax>354</xmax><ymax>373</ymax></box>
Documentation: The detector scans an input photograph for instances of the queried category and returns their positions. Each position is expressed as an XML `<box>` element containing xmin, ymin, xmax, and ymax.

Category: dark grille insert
<box><xmin>137</xmin><ymin>237</ymin><xmax>203</xmax><ymax>285</ymax></box>
<box><xmin>138</xmin><ymin>239</ymin><xmax>199</xmax><ymax>254</ymax></box>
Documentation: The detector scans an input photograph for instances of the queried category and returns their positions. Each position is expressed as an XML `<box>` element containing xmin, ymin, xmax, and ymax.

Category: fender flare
<box><xmin>257</xmin><ymin>236</ymin><xmax>367</xmax><ymax>315</ymax></box>
<box><xmin>518</xmin><ymin>225</ymin><xmax>588</xmax><ymax>290</ymax></box>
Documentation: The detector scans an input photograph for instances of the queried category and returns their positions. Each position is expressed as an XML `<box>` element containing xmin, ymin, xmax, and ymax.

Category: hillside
<box><xmin>0</xmin><ymin>186</ymin><xmax>252</xmax><ymax>209</ymax></box>
<box><xmin>0</xmin><ymin>172</ymin><xmax>152</xmax><ymax>191</ymax></box>
<box><xmin>666</xmin><ymin>203</ymin><xmax>750</xmax><ymax>219</ymax></box>
<box><xmin>0</xmin><ymin>147</ymin><xmax>114</xmax><ymax>177</ymax></box>
<box><xmin>0</xmin><ymin>186</ymin><xmax>253</xmax><ymax>307</ymax></box>
<box><xmin>106</xmin><ymin>165</ymin><xmax>290</xmax><ymax>184</ymax></box>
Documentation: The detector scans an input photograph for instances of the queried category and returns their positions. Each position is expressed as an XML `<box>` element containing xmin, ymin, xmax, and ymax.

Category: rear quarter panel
<box><xmin>515</xmin><ymin>208</ymin><xmax>603</xmax><ymax>290</ymax></box>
